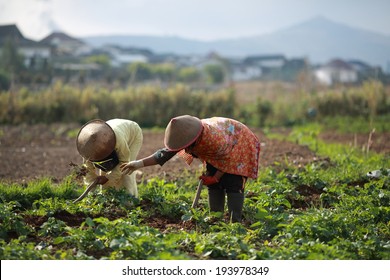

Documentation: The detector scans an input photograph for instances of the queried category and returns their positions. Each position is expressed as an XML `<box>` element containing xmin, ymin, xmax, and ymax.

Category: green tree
<box><xmin>0</xmin><ymin>69</ymin><xmax>10</xmax><ymax>90</ymax></box>
<box><xmin>0</xmin><ymin>38</ymin><xmax>25</xmax><ymax>83</ymax></box>
<box><xmin>178</xmin><ymin>67</ymin><xmax>201</xmax><ymax>83</ymax></box>
<box><xmin>152</xmin><ymin>63</ymin><xmax>176</xmax><ymax>82</ymax></box>
<box><xmin>204</xmin><ymin>64</ymin><xmax>225</xmax><ymax>84</ymax></box>
<box><xmin>83</xmin><ymin>54</ymin><xmax>111</xmax><ymax>70</ymax></box>
<box><xmin>128</xmin><ymin>62</ymin><xmax>153</xmax><ymax>82</ymax></box>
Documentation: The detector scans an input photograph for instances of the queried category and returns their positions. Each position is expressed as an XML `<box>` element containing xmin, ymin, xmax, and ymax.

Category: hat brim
<box><xmin>164</xmin><ymin>115</ymin><xmax>203</xmax><ymax>151</ymax></box>
<box><xmin>76</xmin><ymin>119</ymin><xmax>116</xmax><ymax>161</ymax></box>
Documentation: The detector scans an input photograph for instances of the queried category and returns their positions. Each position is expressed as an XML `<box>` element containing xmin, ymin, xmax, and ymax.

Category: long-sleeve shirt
<box><xmin>153</xmin><ymin>117</ymin><xmax>260</xmax><ymax>179</ymax></box>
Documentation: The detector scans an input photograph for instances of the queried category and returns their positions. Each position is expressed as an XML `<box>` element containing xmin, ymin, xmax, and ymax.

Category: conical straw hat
<box><xmin>76</xmin><ymin>119</ymin><xmax>116</xmax><ymax>161</ymax></box>
<box><xmin>164</xmin><ymin>115</ymin><xmax>203</xmax><ymax>151</ymax></box>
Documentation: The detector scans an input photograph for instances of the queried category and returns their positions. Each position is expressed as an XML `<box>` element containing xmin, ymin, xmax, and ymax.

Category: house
<box><xmin>280</xmin><ymin>58</ymin><xmax>308</xmax><ymax>82</ymax></box>
<box><xmin>244</xmin><ymin>55</ymin><xmax>286</xmax><ymax>69</ymax></box>
<box><xmin>149</xmin><ymin>53</ymin><xmax>180</xmax><ymax>65</ymax></box>
<box><xmin>242</xmin><ymin>55</ymin><xmax>287</xmax><ymax>80</ymax></box>
<box><xmin>151</xmin><ymin>53</ymin><xmax>205</xmax><ymax>68</ymax></box>
<box><xmin>100</xmin><ymin>45</ymin><xmax>152</xmax><ymax>67</ymax></box>
<box><xmin>0</xmin><ymin>24</ymin><xmax>51</xmax><ymax>69</ymax></box>
<box><xmin>348</xmin><ymin>60</ymin><xmax>384</xmax><ymax>82</ymax></box>
<box><xmin>192</xmin><ymin>52</ymin><xmax>226</xmax><ymax>69</ymax></box>
<box><xmin>228</xmin><ymin>55</ymin><xmax>308</xmax><ymax>82</ymax></box>
<box><xmin>314</xmin><ymin>59</ymin><xmax>358</xmax><ymax>86</ymax></box>
<box><xmin>40</xmin><ymin>32</ymin><xmax>92</xmax><ymax>56</ymax></box>
<box><xmin>348</xmin><ymin>60</ymin><xmax>372</xmax><ymax>73</ymax></box>
<box><xmin>228</xmin><ymin>58</ymin><xmax>262</xmax><ymax>81</ymax></box>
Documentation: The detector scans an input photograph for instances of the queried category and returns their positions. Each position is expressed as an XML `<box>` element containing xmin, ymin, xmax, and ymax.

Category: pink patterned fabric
<box><xmin>178</xmin><ymin>117</ymin><xmax>260</xmax><ymax>178</ymax></box>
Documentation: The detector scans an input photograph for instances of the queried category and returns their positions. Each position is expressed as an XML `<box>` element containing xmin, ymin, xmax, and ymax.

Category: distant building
<box><xmin>192</xmin><ymin>52</ymin><xmax>225</xmax><ymax>69</ymax></box>
<box><xmin>244</xmin><ymin>55</ymin><xmax>286</xmax><ymax>69</ymax></box>
<box><xmin>243</xmin><ymin>55</ymin><xmax>286</xmax><ymax>80</ymax></box>
<box><xmin>40</xmin><ymin>32</ymin><xmax>92</xmax><ymax>56</ymax></box>
<box><xmin>229</xmin><ymin>58</ymin><xmax>262</xmax><ymax>81</ymax></box>
<box><xmin>314</xmin><ymin>59</ymin><xmax>358</xmax><ymax>86</ymax></box>
<box><xmin>348</xmin><ymin>59</ymin><xmax>385</xmax><ymax>82</ymax></box>
<box><xmin>0</xmin><ymin>24</ymin><xmax>51</xmax><ymax>69</ymax></box>
<box><xmin>100</xmin><ymin>45</ymin><xmax>152</xmax><ymax>67</ymax></box>
<box><xmin>228</xmin><ymin>55</ymin><xmax>306</xmax><ymax>82</ymax></box>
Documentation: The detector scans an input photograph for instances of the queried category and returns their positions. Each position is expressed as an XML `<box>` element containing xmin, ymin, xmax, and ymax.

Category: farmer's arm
<box><xmin>83</xmin><ymin>160</ymin><xmax>98</xmax><ymax>185</ymax></box>
<box><xmin>120</xmin><ymin>148</ymin><xmax>177</xmax><ymax>175</ymax></box>
<box><xmin>83</xmin><ymin>159</ymin><xmax>108</xmax><ymax>185</ymax></box>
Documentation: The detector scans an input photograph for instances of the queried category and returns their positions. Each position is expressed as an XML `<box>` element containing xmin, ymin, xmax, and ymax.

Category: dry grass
<box><xmin>233</xmin><ymin>81</ymin><xmax>295</xmax><ymax>104</ymax></box>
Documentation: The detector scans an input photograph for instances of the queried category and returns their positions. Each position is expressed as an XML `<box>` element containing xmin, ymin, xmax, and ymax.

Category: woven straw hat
<box><xmin>76</xmin><ymin>119</ymin><xmax>116</xmax><ymax>161</ymax></box>
<box><xmin>164</xmin><ymin>115</ymin><xmax>203</xmax><ymax>151</ymax></box>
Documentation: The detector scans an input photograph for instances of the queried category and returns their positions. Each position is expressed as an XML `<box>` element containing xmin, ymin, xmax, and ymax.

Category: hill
<box><xmin>83</xmin><ymin>16</ymin><xmax>390</xmax><ymax>69</ymax></box>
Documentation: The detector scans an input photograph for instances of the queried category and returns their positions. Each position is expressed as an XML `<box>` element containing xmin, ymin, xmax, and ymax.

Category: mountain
<box><xmin>257</xmin><ymin>16</ymin><xmax>390</xmax><ymax>68</ymax></box>
<box><xmin>82</xmin><ymin>16</ymin><xmax>390</xmax><ymax>69</ymax></box>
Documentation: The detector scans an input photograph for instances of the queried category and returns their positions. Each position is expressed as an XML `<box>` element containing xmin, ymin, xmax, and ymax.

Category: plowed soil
<box><xmin>0</xmin><ymin>123</ymin><xmax>388</xmax><ymax>183</ymax></box>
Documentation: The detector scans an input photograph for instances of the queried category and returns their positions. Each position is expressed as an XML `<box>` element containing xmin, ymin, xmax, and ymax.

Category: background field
<box><xmin>0</xmin><ymin>122</ymin><xmax>389</xmax><ymax>183</ymax></box>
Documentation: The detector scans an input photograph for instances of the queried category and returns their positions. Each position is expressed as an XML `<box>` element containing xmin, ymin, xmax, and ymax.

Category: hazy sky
<box><xmin>1</xmin><ymin>0</ymin><xmax>390</xmax><ymax>41</ymax></box>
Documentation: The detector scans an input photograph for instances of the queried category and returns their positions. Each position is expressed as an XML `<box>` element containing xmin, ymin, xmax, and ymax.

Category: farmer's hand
<box><xmin>199</xmin><ymin>175</ymin><xmax>219</xmax><ymax>185</ymax></box>
<box><xmin>96</xmin><ymin>176</ymin><xmax>108</xmax><ymax>185</ymax></box>
<box><xmin>120</xmin><ymin>160</ymin><xmax>144</xmax><ymax>175</ymax></box>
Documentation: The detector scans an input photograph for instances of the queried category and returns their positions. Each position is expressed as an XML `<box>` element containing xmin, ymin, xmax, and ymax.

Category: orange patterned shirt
<box><xmin>178</xmin><ymin>117</ymin><xmax>260</xmax><ymax>178</ymax></box>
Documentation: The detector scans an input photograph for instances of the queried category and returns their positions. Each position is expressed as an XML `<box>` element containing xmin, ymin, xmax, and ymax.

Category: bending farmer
<box><xmin>76</xmin><ymin>118</ymin><xmax>143</xmax><ymax>197</ymax></box>
<box><xmin>120</xmin><ymin>115</ymin><xmax>260</xmax><ymax>222</ymax></box>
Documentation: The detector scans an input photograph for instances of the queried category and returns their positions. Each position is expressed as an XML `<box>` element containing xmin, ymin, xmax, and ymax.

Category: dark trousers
<box><xmin>206</xmin><ymin>164</ymin><xmax>246</xmax><ymax>222</ymax></box>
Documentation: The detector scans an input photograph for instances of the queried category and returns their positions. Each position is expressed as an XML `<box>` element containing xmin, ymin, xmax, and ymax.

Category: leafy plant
<box><xmin>0</xmin><ymin>121</ymin><xmax>389</xmax><ymax>260</ymax></box>
<box><xmin>0</xmin><ymin>201</ymin><xmax>32</xmax><ymax>240</ymax></box>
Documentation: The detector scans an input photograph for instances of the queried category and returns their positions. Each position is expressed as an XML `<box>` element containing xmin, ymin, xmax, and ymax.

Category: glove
<box><xmin>120</xmin><ymin>160</ymin><xmax>144</xmax><ymax>175</ymax></box>
<box><xmin>199</xmin><ymin>175</ymin><xmax>219</xmax><ymax>186</ymax></box>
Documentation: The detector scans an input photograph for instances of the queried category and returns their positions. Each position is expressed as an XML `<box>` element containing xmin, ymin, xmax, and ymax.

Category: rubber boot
<box><xmin>227</xmin><ymin>192</ymin><xmax>244</xmax><ymax>223</ymax></box>
<box><xmin>208</xmin><ymin>188</ymin><xmax>225</xmax><ymax>213</ymax></box>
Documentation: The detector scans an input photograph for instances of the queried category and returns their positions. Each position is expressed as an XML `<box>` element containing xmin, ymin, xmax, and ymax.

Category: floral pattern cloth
<box><xmin>178</xmin><ymin>117</ymin><xmax>260</xmax><ymax>179</ymax></box>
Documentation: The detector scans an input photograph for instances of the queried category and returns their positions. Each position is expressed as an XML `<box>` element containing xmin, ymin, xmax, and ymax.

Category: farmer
<box><xmin>120</xmin><ymin>115</ymin><xmax>260</xmax><ymax>222</ymax></box>
<box><xmin>76</xmin><ymin>118</ymin><xmax>143</xmax><ymax>197</ymax></box>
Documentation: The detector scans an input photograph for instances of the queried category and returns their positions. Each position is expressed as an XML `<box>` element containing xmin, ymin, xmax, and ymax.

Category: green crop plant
<box><xmin>0</xmin><ymin>177</ymin><xmax>79</xmax><ymax>209</ymax></box>
<box><xmin>0</xmin><ymin>118</ymin><xmax>389</xmax><ymax>259</ymax></box>
<box><xmin>0</xmin><ymin>201</ymin><xmax>32</xmax><ymax>241</ymax></box>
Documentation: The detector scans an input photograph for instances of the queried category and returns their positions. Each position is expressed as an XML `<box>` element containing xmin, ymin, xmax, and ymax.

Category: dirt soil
<box><xmin>0</xmin><ymin>123</ymin><xmax>389</xmax><ymax>184</ymax></box>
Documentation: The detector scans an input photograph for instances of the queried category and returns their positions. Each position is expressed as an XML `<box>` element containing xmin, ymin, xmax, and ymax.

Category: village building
<box><xmin>40</xmin><ymin>32</ymin><xmax>92</xmax><ymax>57</ymax></box>
<box><xmin>99</xmin><ymin>45</ymin><xmax>152</xmax><ymax>67</ymax></box>
<box><xmin>1</xmin><ymin>24</ymin><xmax>386</xmax><ymax>86</ymax></box>
<box><xmin>0</xmin><ymin>24</ymin><xmax>51</xmax><ymax>70</ymax></box>
<box><xmin>314</xmin><ymin>59</ymin><xmax>358</xmax><ymax>86</ymax></box>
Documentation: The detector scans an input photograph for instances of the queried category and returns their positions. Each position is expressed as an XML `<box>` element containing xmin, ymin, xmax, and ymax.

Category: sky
<box><xmin>1</xmin><ymin>0</ymin><xmax>390</xmax><ymax>41</ymax></box>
